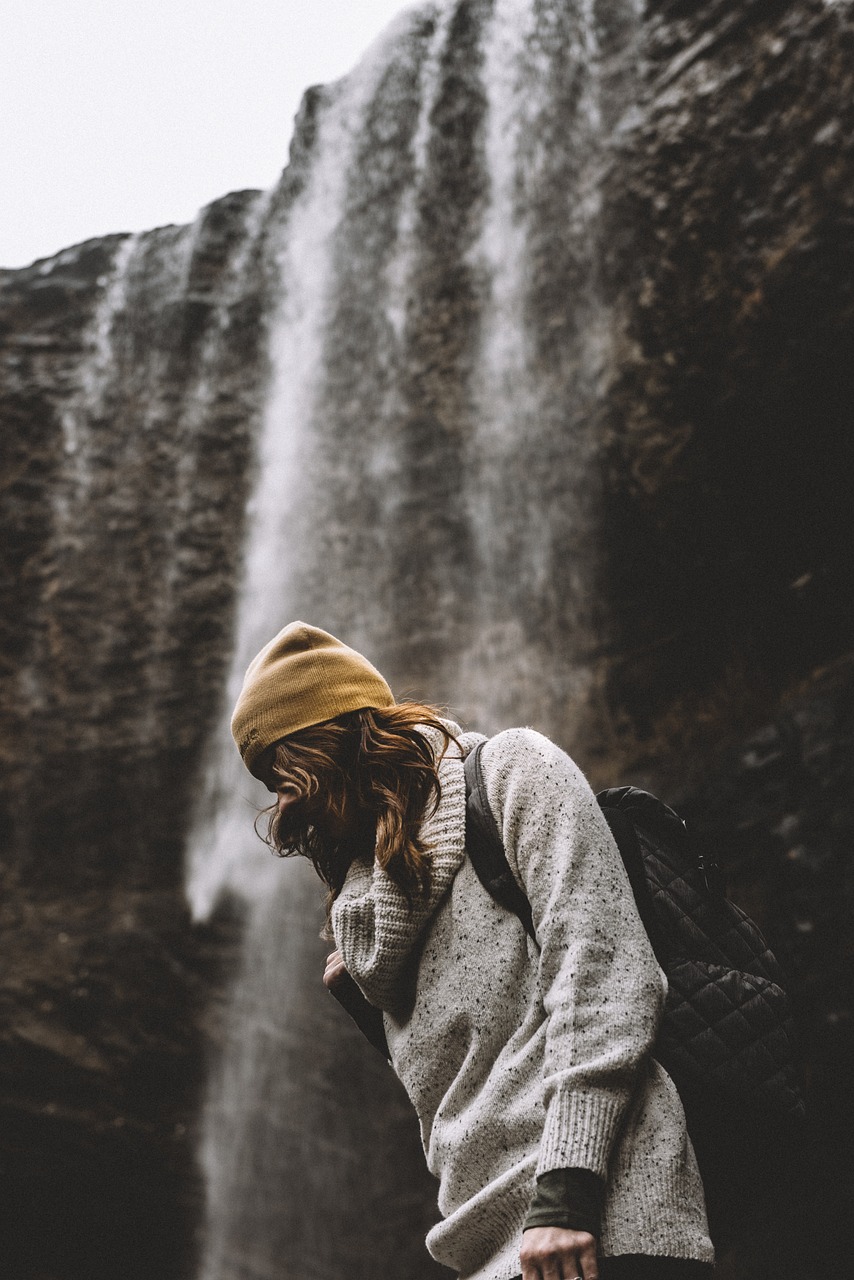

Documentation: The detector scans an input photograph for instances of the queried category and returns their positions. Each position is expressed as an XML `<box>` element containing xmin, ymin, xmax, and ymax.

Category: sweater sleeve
<box><xmin>481</xmin><ymin>728</ymin><xmax>666</xmax><ymax>1181</ymax></box>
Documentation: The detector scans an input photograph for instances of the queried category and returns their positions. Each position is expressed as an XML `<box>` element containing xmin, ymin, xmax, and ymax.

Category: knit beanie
<box><xmin>231</xmin><ymin>621</ymin><xmax>395</xmax><ymax>775</ymax></box>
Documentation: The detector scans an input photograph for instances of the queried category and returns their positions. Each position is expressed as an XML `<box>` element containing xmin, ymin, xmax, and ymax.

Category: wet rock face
<box><xmin>0</xmin><ymin>198</ymin><xmax>271</xmax><ymax>1279</ymax></box>
<box><xmin>599</xmin><ymin>0</ymin><xmax>854</xmax><ymax>740</ymax></box>
<box><xmin>0</xmin><ymin>194</ymin><xmax>267</xmax><ymax>886</ymax></box>
<box><xmin>1</xmin><ymin>1</ymin><xmax>853</xmax><ymax>1278</ymax></box>
<box><xmin>0</xmin><ymin>880</ymin><xmax>243</xmax><ymax>1280</ymax></box>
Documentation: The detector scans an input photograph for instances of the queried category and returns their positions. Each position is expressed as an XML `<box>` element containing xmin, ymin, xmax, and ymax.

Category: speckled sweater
<box><xmin>331</xmin><ymin>725</ymin><xmax>713</xmax><ymax>1280</ymax></box>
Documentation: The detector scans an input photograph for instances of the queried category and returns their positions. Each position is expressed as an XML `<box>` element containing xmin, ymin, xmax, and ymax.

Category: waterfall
<box><xmin>186</xmin><ymin>2</ymin><xmax>645</xmax><ymax>1276</ymax></box>
<box><xmin>30</xmin><ymin>194</ymin><xmax>270</xmax><ymax>766</ymax></box>
<box><xmin>35</xmin><ymin>225</ymin><xmax>204</xmax><ymax>751</ymax></box>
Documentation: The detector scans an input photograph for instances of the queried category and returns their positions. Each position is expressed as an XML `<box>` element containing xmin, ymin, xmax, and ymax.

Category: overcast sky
<box><xmin>2</xmin><ymin>0</ymin><xmax>414</xmax><ymax>269</ymax></box>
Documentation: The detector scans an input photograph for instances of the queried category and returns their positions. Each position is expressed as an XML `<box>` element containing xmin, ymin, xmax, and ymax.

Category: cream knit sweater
<box><xmin>331</xmin><ymin>725</ymin><xmax>713</xmax><ymax>1279</ymax></box>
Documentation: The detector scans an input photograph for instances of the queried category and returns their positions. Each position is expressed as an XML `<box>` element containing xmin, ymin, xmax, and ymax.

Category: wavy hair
<box><xmin>255</xmin><ymin>703</ymin><xmax>457</xmax><ymax>924</ymax></box>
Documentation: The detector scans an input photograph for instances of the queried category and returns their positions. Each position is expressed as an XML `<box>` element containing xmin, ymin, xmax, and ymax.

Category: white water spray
<box><xmin>185</xmin><ymin>18</ymin><xmax>419</xmax><ymax>921</ymax></box>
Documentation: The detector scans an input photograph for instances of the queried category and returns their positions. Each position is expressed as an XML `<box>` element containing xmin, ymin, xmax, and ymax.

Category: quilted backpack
<box><xmin>463</xmin><ymin>740</ymin><xmax>806</xmax><ymax>1229</ymax></box>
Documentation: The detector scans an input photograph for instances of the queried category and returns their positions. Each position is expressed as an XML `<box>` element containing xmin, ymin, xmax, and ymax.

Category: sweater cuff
<box><xmin>536</xmin><ymin>1088</ymin><xmax>624</xmax><ymax>1179</ymax></box>
<box><xmin>523</xmin><ymin>1167</ymin><xmax>604</xmax><ymax>1237</ymax></box>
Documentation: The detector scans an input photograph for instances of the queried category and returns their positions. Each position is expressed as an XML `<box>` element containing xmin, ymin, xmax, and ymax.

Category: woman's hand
<box><xmin>519</xmin><ymin>1226</ymin><xmax>599</xmax><ymax>1280</ymax></box>
<box><xmin>323</xmin><ymin>949</ymin><xmax>348</xmax><ymax>990</ymax></box>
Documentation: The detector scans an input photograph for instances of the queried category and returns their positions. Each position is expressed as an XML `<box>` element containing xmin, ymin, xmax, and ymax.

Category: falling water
<box><xmin>57</xmin><ymin>234</ymin><xmax>141</xmax><ymax>483</ymax></box>
<box><xmin>19</xmin><ymin>232</ymin><xmax>141</xmax><ymax>730</ymax></box>
<box><xmin>25</xmin><ymin>226</ymin><xmax>203</xmax><ymax>750</ymax></box>
<box><xmin>189</xmin><ymin>12</ymin><xmax>456</xmax><ymax>1278</ymax></box>
<box><xmin>32</xmin><ymin>195</ymin><xmax>271</xmax><ymax>762</ymax></box>
<box><xmin>187</xmin><ymin>2</ymin><xmax>646</xmax><ymax>1277</ymax></box>
<box><xmin>144</xmin><ymin>189</ymin><xmax>273</xmax><ymax>737</ymax></box>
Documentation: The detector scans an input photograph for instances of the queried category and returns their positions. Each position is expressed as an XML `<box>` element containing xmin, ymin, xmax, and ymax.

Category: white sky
<box><xmin>1</xmin><ymin>0</ymin><xmax>414</xmax><ymax>269</ymax></box>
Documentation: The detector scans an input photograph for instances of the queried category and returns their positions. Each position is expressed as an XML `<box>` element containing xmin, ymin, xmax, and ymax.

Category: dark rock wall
<box><xmin>598</xmin><ymin>3</ymin><xmax>854</xmax><ymax>1268</ymax></box>
<box><xmin>0</xmin><ymin>204</ymin><xmax>268</xmax><ymax>1277</ymax></box>
<box><xmin>600</xmin><ymin>0</ymin><xmax>854</xmax><ymax>745</ymax></box>
<box><xmin>0</xmin><ymin>1</ymin><xmax>852</xmax><ymax>1277</ymax></box>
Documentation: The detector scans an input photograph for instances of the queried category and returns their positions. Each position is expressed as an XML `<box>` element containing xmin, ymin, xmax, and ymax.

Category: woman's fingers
<box><xmin>519</xmin><ymin>1247</ymin><xmax>540</xmax><ymax>1280</ymax></box>
<box><xmin>577</xmin><ymin>1233</ymin><xmax>599</xmax><ymax>1280</ymax></box>
<box><xmin>519</xmin><ymin>1227</ymin><xmax>599</xmax><ymax>1280</ymax></box>
<box><xmin>323</xmin><ymin>949</ymin><xmax>347</xmax><ymax>989</ymax></box>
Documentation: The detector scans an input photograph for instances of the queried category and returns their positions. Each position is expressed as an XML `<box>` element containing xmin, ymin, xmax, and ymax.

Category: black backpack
<box><xmin>463</xmin><ymin>739</ymin><xmax>806</xmax><ymax>1231</ymax></box>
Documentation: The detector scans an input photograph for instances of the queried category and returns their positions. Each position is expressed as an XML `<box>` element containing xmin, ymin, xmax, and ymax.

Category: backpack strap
<box><xmin>464</xmin><ymin>741</ymin><xmax>671</xmax><ymax>967</ymax></box>
<box><xmin>463</xmin><ymin>740</ymin><xmax>536</xmax><ymax>941</ymax></box>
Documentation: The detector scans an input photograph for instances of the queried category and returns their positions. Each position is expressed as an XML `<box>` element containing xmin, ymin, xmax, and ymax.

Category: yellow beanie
<box><xmin>230</xmin><ymin>621</ymin><xmax>395</xmax><ymax>774</ymax></box>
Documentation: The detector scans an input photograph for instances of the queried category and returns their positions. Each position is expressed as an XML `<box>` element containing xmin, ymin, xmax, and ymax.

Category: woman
<box><xmin>231</xmin><ymin>621</ymin><xmax>715</xmax><ymax>1280</ymax></box>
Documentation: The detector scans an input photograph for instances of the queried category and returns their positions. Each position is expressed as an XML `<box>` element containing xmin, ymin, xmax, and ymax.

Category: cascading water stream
<box><xmin>41</xmin><ymin>226</ymin><xmax>203</xmax><ymax>746</ymax></box>
<box><xmin>188</xmin><ymin>13</ymin><xmax>455</xmax><ymax>1280</ymax></box>
<box><xmin>185</xmin><ymin>3</ymin><xmax>645</xmax><ymax>1276</ymax></box>
<box><xmin>185</xmin><ymin>12</ymin><xmax>430</xmax><ymax>921</ymax></box>
<box><xmin>144</xmin><ymin>190</ymin><xmax>272</xmax><ymax>733</ymax></box>
<box><xmin>21</xmin><ymin>232</ymin><xmax>142</xmax><ymax>730</ymax></box>
<box><xmin>32</xmin><ymin>194</ymin><xmax>274</xmax><ymax>768</ymax></box>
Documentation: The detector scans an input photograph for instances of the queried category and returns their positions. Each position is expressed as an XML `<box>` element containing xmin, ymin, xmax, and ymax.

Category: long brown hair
<box><xmin>255</xmin><ymin>703</ymin><xmax>457</xmax><ymax>922</ymax></box>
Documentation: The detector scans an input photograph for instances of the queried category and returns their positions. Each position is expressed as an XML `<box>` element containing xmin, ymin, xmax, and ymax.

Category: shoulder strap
<box><xmin>463</xmin><ymin>741</ymin><xmax>536</xmax><ymax>941</ymax></box>
<box><xmin>464</xmin><ymin>741</ymin><xmax>671</xmax><ymax>965</ymax></box>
